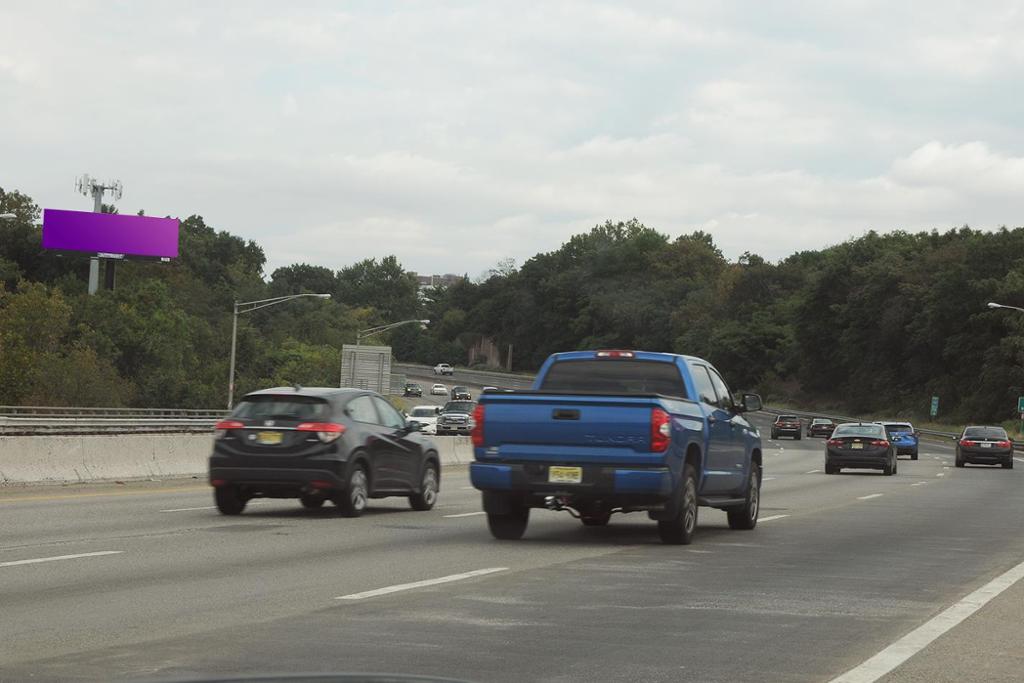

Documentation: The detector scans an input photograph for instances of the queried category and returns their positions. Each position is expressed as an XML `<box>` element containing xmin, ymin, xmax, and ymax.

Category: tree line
<box><xmin>2</xmin><ymin>187</ymin><xmax>1022</xmax><ymax>424</ymax></box>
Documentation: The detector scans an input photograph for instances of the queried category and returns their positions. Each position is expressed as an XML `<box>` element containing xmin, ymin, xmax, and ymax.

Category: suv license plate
<box><xmin>548</xmin><ymin>466</ymin><xmax>583</xmax><ymax>484</ymax></box>
<box><xmin>257</xmin><ymin>431</ymin><xmax>283</xmax><ymax>445</ymax></box>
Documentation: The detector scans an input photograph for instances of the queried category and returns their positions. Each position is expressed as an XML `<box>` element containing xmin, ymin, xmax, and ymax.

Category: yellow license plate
<box><xmin>257</xmin><ymin>431</ymin><xmax>283</xmax><ymax>445</ymax></box>
<box><xmin>548</xmin><ymin>466</ymin><xmax>583</xmax><ymax>484</ymax></box>
<box><xmin>851</xmin><ymin>442</ymin><xmax>864</xmax><ymax>450</ymax></box>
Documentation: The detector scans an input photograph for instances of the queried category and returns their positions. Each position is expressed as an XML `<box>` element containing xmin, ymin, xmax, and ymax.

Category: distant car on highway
<box><xmin>880</xmin><ymin>421</ymin><xmax>919</xmax><ymax>460</ymax></box>
<box><xmin>403</xmin><ymin>382</ymin><xmax>423</xmax><ymax>398</ymax></box>
<box><xmin>956</xmin><ymin>426</ymin><xmax>1014</xmax><ymax>469</ymax></box>
<box><xmin>407</xmin><ymin>405</ymin><xmax>441</xmax><ymax>435</ymax></box>
<box><xmin>437</xmin><ymin>399</ymin><xmax>475</xmax><ymax>436</ymax></box>
<box><xmin>481</xmin><ymin>386</ymin><xmax>498</xmax><ymax>393</ymax></box>
<box><xmin>807</xmin><ymin>418</ymin><xmax>835</xmax><ymax>438</ymax></box>
<box><xmin>433</xmin><ymin>363</ymin><xmax>454</xmax><ymax>376</ymax></box>
<box><xmin>825</xmin><ymin>422</ymin><xmax>897</xmax><ymax>475</ymax></box>
<box><xmin>430</xmin><ymin>383</ymin><xmax>447</xmax><ymax>395</ymax></box>
<box><xmin>771</xmin><ymin>415</ymin><xmax>802</xmax><ymax>440</ymax></box>
<box><xmin>451</xmin><ymin>385</ymin><xmax>472</xmax><ymax>400</ymax></box>
<box><xmin>208</xmin><ymin>387</ymin><xmax>440</xmax><ymax>516</ymax></box>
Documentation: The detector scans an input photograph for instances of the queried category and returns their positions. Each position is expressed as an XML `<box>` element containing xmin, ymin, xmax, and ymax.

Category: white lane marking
<box><xmin>1015</xmin><ymin>457</ymin><xmax>1024</xmax><ymax>463</ymax></box>
<box><xmin>443</xmin><ymin>511</ymin><xmax>486</xmax><ymax>518</ymax></box>
<box><xmin>0</xmin><ymin>551</ymin><xmax>123</xmax><ymax>568</ymax></box>
<box><xmin>936</xmin><ymin>473</ymin><xmax>945</xmax><ymax>477</ymax></box>
<box><xmin>160</xmin><ymin>500</ymin><xmax>270</xmax><ymax>512</ymax></box>
<box><xmin>805</xmin><ymin>469</ymin><xmax>822</xmax><ymax>474</ymax></box>
<box><xmin>459</xmin><ymin>486</ymin><xmax>476</xmax><ymax>490</ymax></box>
<box><xmin>335</xmin><ymin>567</ymin><xmax>508</xmax><ymax>600</ymax></box>
<box><xmin>911</xmin><ymin>482</ymin><xmax>929</xmax><ymax>487</ymax></box>
<box><xmin>830</xmin><ymin>558</ymin><xmax>1024</xmax><ymax>683</ymax></box>
<box><xmin>857</xmin><ymin>493</ymin><xmax>884</xmax><ymax>501</ymax></box>
<box><xmin>762</xmin><ymin>476</ymin><xmax>777</xmax><ymax>481</ymax></box>
<box><xmin>759</xmin><ymin>514</ymin><xmax>789</xmax><ymax>522</ymax></box>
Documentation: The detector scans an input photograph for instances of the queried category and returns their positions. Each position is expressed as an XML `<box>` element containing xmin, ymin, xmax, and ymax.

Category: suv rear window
<box><xmin>233</xmin><ymin>395</ymin><xmax>331</xmax><ymax>420</ymax></box>
<box><xmin>883</xmin><ymin>423</ymin><xmax>913</xmax><ymax>434</ymax></box>
<box><xmin>964</xmin><ymin>426</ymin><xmax>1008</xmax><ymax>439</ymax></box>
<box><xmin>539</xmin><ymin>360</ymin><xmax>688</xmax><ymax>398</ymax></box>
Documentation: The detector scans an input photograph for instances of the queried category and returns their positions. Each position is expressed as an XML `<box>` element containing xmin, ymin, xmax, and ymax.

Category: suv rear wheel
<box><xmin>214</xmin><ymin>485</ymin><xmax>246</xmax><ymax>515</ymax></box>
<box><xmin>335</xmin><ymin>464</ymin><xmax>368</xmax><ymax>518</ymax></box>
<box><xmin>409</xmin><ymin>461</ymin><xmax>439</xmax><ymax>511</ymax></box>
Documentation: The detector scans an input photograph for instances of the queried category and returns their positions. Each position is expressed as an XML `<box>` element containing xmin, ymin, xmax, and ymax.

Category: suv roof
<box><xmin>244</xmin><ymin>386</ymin><xmax>360</xmax><ymax>399</ymax></box>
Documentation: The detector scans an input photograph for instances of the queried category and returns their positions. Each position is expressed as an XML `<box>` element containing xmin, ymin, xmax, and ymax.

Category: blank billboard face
<box><xmin>42</xmin><ymin>209</ymin><xmax>179</xmax><ymax>259</ymax></box>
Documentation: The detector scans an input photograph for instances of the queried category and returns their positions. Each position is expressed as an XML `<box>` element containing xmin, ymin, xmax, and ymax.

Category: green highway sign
<box><xmin>930</xmin><ymin>396</ymin><xmax>939</xmax><ymax>417</ymax></box>
<box><xmin>1018</xmin><ymin>395</ymin><xmax>1024</xmax><ymax>413</ymax></box>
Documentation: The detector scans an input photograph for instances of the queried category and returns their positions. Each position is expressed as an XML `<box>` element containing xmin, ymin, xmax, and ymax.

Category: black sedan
<box><xmin>209</xmin><ymin>387</ymin><xmax>440</xmax><ymax>516</ymax></box>
<box><xmin>807</xmin><ymin>418</ymin><xmax>835</xmax><ymax>438</ymax></box>
<box><xmin>825</xmin><ymin>422</ymin><xmax>897</xmax><ymax>475</ymax></box>
<box><xmin>403</xmin><ymin>382</ymin><xmax>423</xmax><ymax>397</ymax></box>
<box><xmin>956</xmin><ymin>426</ymin><xmax>1014</xmax><ymax>469</ymax></box>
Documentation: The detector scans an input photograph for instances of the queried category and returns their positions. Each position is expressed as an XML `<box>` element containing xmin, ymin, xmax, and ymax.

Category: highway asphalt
<box><xmin>1</xmin><ymin>413</ymin><xmax>1023</xmax><ymax>682</ymax></box>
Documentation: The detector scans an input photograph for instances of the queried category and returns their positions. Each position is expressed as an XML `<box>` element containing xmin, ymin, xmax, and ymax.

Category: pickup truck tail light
<box><xmin>651</xmin><ymin>408</ymin><xmax>671</xmax><ymax>452</ymax></box>
<box><xmin>214</xmin><ymin>420</ymin><xmax>244</xmax><ymax>439</ymax></box>
<box><xmin>297</xmin><ymin>422</ymin><xmax>346</xmax><ymax>443</ymax></box>
<box><xmin>471</xmin><ymin>405</ymin><xmax>485</xmax><ymax>447</ymax></box>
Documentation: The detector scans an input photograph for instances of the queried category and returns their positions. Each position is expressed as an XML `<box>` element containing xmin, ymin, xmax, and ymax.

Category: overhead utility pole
<box><xmin>76</xmin><ymin>174</ymin><xmax>123</xmax><ymax>295</ymax></box>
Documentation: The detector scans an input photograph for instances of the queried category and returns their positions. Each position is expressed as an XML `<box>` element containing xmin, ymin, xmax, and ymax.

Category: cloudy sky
<box><xmin>2</xmin><ymin>1</ymin><xmax>1023</xmax><ymax>277</ymax></box>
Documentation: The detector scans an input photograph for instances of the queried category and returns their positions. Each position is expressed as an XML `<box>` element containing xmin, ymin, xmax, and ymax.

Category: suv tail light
<box><xmin>214</xmin><ymin>420</ymin><xmax>244</xmax><ymax>439</ymax></box>
<box><xmin>297</xmin><ymin>422</ymin><xmax>346</xmax><ymax>443</ymax></box>
<box><xmin>471</xmin><ymin>405</ymin><xmax>485</xmax><ymax>447</ymax></box>
<box><xmin>960</xmin><ymin>439</ymin><xmax>977</xmax><ymax>447</ymax></box>
<box><xmin>651</xmin><ymin>408</ymin><xmax>671</xmax><ymax>452</ymax></box>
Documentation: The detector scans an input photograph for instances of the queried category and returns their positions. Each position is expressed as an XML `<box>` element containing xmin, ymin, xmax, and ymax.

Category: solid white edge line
<box><xmin>160</xmin><ymin>505</ymin><xmax>216</xmax><ymax>512</ymax></box>
<box><xmin>443</xmin><ymin>511</ymin><xmax>486</xmax><ymax>518</ymax></box>
<box><xmin>805</xmin><ymin>469</ymin><xmax>822</xmax><ymax>474</ymax></box>
<box><xmin>0</xmin><ymin>551</ymin><xmax>124</xmax><ymax>568</ymax></box>
<box><xmin>759</xmin><ymin>514</ymin><xmax>789</xmax><ymax>522</ymax></box>
<box><xmin>829</xmin><ymin>558</ymin><xmax>1024</xmax><ymax>683</ymax></box>
<box><xmin>936</xmin><ymin>473</ymin><xmax>945</xmax><ymax>477</ymax></box>
<box><xmin>335</xmin><ymin>567</ymin><xmax>508</xmax><ymax>600</ymax></box>
<box><xmin>857</xmin><ymin>493</ymin><xmax>884</xmax><ymax>500</ymax></box>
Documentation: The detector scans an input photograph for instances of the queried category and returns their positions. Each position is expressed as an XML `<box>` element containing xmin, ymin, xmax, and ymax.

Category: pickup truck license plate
<box><xmin>257</xmin><ymin>431</ymin><xmax>283</xmax><ymax>445</ymax></box>
<box><xmin>548</xmin><ymin>466</ymin><xmax>583</xmax><ymax>484</ymax></box>
<box><xmin>850</xmin><ymin>442</ymin><xmax>864</xmax><ymax>450</ymax></box>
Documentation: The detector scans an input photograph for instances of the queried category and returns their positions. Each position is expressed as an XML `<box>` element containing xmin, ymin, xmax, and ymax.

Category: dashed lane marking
<box><xmin>759</xmin><ymin>514</ymin><xmax>789</xmax><ymax>522</ymax></box>
<box><xmin>857</xmin><ymin>493</ymin><xmax>884</xmax><ymax>501</ymax></box>
<box><xmin>443</xmin><ymin>511</ymin><xmax>486</xmax><ymax>518</ymax></box>
<box><xmin>0</xmin><ymin>551</ymin><xmax>123</xmax><ymax>568</ymax></box>
<box><xmin>335</xmin><ymin>567</ymin><xmax>508</xmax><ymax>600</ymax></box>
<box><xmin>805</xmin><ymin>469</ymin><xmax>822</xmax><ymax>474</ymax></box>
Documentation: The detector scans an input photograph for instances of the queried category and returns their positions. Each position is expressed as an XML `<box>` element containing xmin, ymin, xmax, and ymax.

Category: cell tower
<box><xmin>76</xmin><ymin>174</ymin><xmax>124</xmax><ymax>294</ymax></box>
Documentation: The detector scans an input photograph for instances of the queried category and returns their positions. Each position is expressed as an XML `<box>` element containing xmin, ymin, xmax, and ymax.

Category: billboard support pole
<box><xmin>77</xmin><ymin>174</ymin><xmax>123</xmax><ymax>295</ymax></box>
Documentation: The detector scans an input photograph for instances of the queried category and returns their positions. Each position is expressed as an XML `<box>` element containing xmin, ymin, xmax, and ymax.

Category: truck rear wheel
<box><xmin>487</xmin><ymin>507</ymin><xmax>529</xmax><ymax>540</ymax></box>
<box><xmin>658</xmin><ymin>463</ymin><xmax>698</xmax><ymax>545</ymax></box>
<box><xmin>727</xmin><ymin>464</ymin><xmax>759</xmax><ymax>530</ymax></box>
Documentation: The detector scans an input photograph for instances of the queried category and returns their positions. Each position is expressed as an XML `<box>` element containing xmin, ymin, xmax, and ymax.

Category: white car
<box><xmin>431</xmin><ymin>383</ymin><xmax>448</xmax><ymax>395</ymax></box>
<box><xmin>407</xmin><ymin>405</ymin><xmax>441</xmax><ymax>435</ymax></box>
<box><xmin>433</xmin><ymin>363</ymin><xmax>454</xmax><ymax>376</ymax></box>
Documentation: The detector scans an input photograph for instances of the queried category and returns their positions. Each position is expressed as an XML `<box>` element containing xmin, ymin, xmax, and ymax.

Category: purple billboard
<box><xmin>42</xmin><ymin>209</ymin><xmax>179</xmax><ymax>259</ymax></box>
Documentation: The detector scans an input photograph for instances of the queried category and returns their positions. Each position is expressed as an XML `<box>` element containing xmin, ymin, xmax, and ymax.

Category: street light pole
<box><xmin>226</xmin><ymin>293</ymin><xmax>331</xmax><ymax>410</ymax></box>
<box><xmin>987</xmin><ymin>302</ymin><xmax>1024</xmax><ymax>314</ymax></box>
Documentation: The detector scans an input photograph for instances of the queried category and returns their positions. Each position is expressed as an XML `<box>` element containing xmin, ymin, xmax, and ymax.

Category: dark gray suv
<box><xmin>209</xmin><ymin>387</ymin><xmax>440</xmax><ymax>516</ymax></box>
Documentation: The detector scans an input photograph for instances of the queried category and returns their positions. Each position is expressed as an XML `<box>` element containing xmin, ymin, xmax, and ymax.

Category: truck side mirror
<box><xmin>740</xmin><ymin>394</ymin><xmax>762</xmax><ymax>413</ymax></box>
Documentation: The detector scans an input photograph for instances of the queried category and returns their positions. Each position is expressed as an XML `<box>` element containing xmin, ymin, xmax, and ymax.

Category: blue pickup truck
<box><xmin>469</xmin><ymin>350</ymin><xmax>763</xmax><ymax>545</ymax></box>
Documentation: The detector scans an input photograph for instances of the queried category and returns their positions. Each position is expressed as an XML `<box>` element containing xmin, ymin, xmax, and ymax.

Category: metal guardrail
<box><xmin>0</xmin><ymin>405</ymin><xmax>227</xmax><ymax>419</ymax></box>
<box><xmin>0</xmin><ymin>406</ymin><xmax>227</xmax><ymax>436</ymax></box>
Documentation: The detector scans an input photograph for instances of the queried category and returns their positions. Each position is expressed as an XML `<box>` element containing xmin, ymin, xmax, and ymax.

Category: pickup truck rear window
<box><xmin>539</xmin><ymin>360</ymin><xmax>689</xmax><ymax>398</ymax></box>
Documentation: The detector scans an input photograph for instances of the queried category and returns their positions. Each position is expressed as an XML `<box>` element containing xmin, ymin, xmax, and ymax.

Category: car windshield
<box><xmin>964</xmin><ymin>427</ymin><xmax>1008</xmax><ymax>439</ymax></box>
<box><xmin>833</xmin><ymin>424</ymin><xmax>885</xmax><ymax>437</ymax></box>
<box><xmin>233</xmin><ymin>396</ymin><xmax>330</xmax><ymax>420</ymax></box>
<box><xmin>443</xmin><ymin>401</ymin><xmax>475</xmax><ymax>413</ymax></box>
<box><xmin>409</xmin><ymin>407</ymin><xmax>436</xmax><ymax>417</ymax></box>
<box><xmin>539</xmin><ymin>359</ymin><xmax>689</xmax><ymax>397</ymax></box>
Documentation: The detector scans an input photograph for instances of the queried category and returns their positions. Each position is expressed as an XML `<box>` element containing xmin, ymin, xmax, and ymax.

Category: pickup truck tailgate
<box><xmin>479</xmin><ymin>393</ymin><xmax>665</xmax><ymax>465</ymax></box>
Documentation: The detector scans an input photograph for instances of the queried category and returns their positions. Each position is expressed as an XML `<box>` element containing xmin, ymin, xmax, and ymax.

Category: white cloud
<box><xmin>1</xmin><ymin>1</ymin><xmax>1023</xmax><ymax>277</ymax></box>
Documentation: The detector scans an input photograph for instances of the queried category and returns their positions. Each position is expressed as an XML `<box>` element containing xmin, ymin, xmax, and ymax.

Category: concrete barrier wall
<box><xmin>0</xmin><ymin>434</ymin><xmax>475</xmax><ymax>485</ymax></box>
